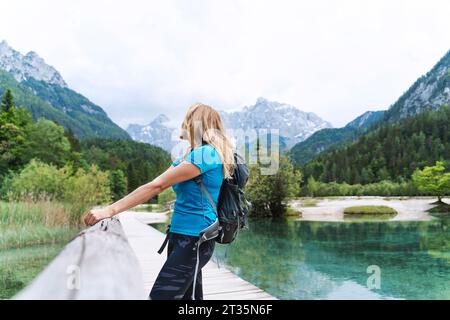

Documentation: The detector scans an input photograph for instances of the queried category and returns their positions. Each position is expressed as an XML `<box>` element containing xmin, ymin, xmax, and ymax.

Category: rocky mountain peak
<box><xmin>222</xmin><ymin>98</ymin><xmax>332</xmax><ymax>148</ymax></box>
<box><xmin>0</xmin><ymin>40</ymin><xmax>13</xmax><ymax>55</ymax></box>
<box><xmin>384</xmin><ymin>49</ymin><xmax>450</xmax><ymax>122</ymax></box>
<box><xmin>0</xmin><ymin>40</ymin><xmax>67</xmax><ymax>87</ymax></box>
<box><xmin>345</xmin><ymin>110</ymin><xmax>385</xmax><ymax>130</ymax></box>
<box><xmin>126</xmin><ymin>114</ymin><xmax>178</xmax><ymax>152</ymax></box>
<box><xmin>151</xmin><ymin>113</ymin><xmax>170</xmax><ymax>124</ymax></box>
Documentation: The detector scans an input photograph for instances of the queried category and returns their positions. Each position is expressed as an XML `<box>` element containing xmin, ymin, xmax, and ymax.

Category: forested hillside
<box><xmin>302</xmin><ymin>105</ymin><xmax>450</xmax><ymax>184</ymax></box>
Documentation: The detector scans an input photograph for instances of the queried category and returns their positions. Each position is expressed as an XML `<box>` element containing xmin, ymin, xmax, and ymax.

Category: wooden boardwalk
<box><xmin>119</xmin><ymin>212</ymin><xmax>276</xmax><ymax>300</ymax></box>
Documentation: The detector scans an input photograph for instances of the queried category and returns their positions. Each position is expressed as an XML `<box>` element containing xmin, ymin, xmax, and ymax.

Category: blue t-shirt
<box><xmin>169</xmin><ymin>144</ymin><xmax>224</xmax><ymax>237</ymax></box>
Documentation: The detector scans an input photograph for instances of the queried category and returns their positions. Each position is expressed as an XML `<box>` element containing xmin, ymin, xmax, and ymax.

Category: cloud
<box><xmin>1</xmin><ymin>0</ymin><xmax>450</xmax><ymax>127</ymax></box>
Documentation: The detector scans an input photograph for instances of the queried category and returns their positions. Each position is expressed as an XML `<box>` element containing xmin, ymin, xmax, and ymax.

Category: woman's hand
<box><xmin>80</xmin><ymin>162</ymin><xmax>200</xmax><ymax>227</ymax></box>
<box><xmin>83</xmin><ymin>207</ymin><xmax>113</xmax><ymax>226</ymax></box>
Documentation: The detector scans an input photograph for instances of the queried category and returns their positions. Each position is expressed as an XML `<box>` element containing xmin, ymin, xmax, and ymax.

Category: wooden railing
<box><xmin>15</xmin><ymin>217</ymin><xmax>146</xmax><ymax>300</ymax></box>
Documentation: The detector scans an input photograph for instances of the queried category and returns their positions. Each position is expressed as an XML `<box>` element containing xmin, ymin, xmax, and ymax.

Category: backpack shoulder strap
<box><xmin>193</xmin><ymin>176</ymin><xmax>218</xmax><ymax>216</ymax></box>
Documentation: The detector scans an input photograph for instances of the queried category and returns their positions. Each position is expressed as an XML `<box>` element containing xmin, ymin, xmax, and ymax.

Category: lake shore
<box><xmin>289</xmin><ymin>196</ymin><xmax>450</xmax><ymax>222</ymax></box>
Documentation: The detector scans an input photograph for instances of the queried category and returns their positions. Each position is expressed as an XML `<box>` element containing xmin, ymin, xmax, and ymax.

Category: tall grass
<box><xmin>343</xmin><ymin>205</ymin><xmax>398</xmax><ymax>215</ymax></box>
<box><xmin>0</xmin><ymin>160</ymin><xmax>111</xmax><ymax>298</ymax></box>
<box><xmin>0</xmin><ymin>200</ymin><xmax>81</xmax><ymax>250</ymax></box>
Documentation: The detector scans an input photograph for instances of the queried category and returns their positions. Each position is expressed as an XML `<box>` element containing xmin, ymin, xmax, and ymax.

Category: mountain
<box><xmin>126</xmin><ymin>114</ymin><xmax>178</xmax><ymax>152</ymax></box>
<box><xmin>290</xmin><ymin>110</ymin><xmax>385</xmax><ymax>164</ymax></box>
<box><xmin>0</xmin><ymin>40</ymin><xmax>129</xmax><ymax>140</ymax></box>
<box><xmin>300</xmin><ymin>49</ymin><xmax>450</xmax><ymax>183</ymax></box>
<box><xmin>302</xmin><ymin>105</ymin><xmax>450</xmax><ymax>184</ymax></box>
<box><xmin>220</xmin><ymin>97</ymin><xmax>332</xmax><ymax>149</ymax></box>
<box><xmin>384</xmin><ymin>50</ymin><xmax>450</xmax><ymax>122</ymax></box>
<box><xmin>0</xmin><ymin>41</ymin><xmax>66</xmax><ymax>87</ymax></box>
<box><xmin>345</xmin><ymin>110</ymin><xmax>386</xmax><ymax>130</ymax></box>
<box><xmin>292</xmin><ymin>49</ymin><xmax>450</xmax><ymax>165</ymax></box>
<box><xmin>126</xmin><ymin>97</ymin><xmax>332</xmax><ymax>152</ymax></box>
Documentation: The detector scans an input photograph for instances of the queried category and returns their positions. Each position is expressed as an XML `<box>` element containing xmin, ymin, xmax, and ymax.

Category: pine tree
<box><xmin>1</xmin><ymin>89</ymin><xmax>14</xmax><ymax>113</ymax></box>
<box><xmin>0</xmin><ymin>90</ymin><xmax>28</xmax><ymax>175</ymax></box>
<box><xmin>110</xmin><ymin>169</ymin><xmax>128</xmax><ymax>201</ymax></box>
<box><xmin>377</xmin><ymin>167</ymin><xmax>390</xmax><ymax>181</ymax></box>
<box><xmin>302</xmin><ymin>105</ymin><xmax>450</xmax><ymax>184</ymax></box>
<box><xmin>65</xmin><ymin>128</ymin><xmax>81</xmax><ymax>152</ymax></box>
<box><xmin>127</xmin><ymin>162</ymin><xmax>139</xmax><ymax>192</ymax></box>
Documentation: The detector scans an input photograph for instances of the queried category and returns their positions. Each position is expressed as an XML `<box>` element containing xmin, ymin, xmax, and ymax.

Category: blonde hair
<box><xmin>180</xmin><ymin>103</ymin><xmax>235</xmax><ymax>179</ymax></box>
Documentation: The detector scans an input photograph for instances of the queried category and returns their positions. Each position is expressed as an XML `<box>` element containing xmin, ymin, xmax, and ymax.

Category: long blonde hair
<box><xmin>180</xmin><ymin>103</ymin><xmax>235</xmax><ymax>179</ymax></box>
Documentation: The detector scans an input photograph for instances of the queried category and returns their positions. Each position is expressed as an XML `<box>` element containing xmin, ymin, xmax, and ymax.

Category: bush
<box><xmin>7</xmin><ymin>159</ymin><xmax>69</xmax><ymax>201</ymax></box>
<box><xmin>300</xmin><ymin>179</ymin><xmax>419</xmax><ymax>197</ymax></box>
<box><xmin>2</xmin><ymin>159</ymin><xmax>111</xmax><ymax>224</ymax></box>
<box><xmin>63</xmin><ymin>165</ymin><xmax>111</xmax><ymax>223</ymax></box>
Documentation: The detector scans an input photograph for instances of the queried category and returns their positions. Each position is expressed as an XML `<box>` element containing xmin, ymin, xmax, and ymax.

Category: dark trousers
<box><xmin>149</xmin><ymin>232</ymin><xmax>215</xmax><ymax>300</ymax></box>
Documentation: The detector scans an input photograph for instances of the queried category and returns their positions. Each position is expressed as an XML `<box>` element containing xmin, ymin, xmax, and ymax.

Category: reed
<box><xmin>0</xmin><ymin>200</ymin><xmax>80</xmax><ymax>250</ymax></box>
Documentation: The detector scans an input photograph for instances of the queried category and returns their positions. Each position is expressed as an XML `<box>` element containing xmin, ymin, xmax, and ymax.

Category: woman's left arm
<box><xmin>83</xmin><ymin>161</ymin><xmax>200</xmax><ymax>226</ymax></box>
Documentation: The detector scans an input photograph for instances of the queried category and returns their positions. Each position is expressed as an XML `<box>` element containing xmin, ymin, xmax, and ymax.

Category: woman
<box><xmin>83</xmin><ymin>103</ymin><xmax>235</xmax><ymax>300</ymax></box>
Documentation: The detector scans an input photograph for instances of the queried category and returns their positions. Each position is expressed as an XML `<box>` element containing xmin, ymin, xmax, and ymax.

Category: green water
<box><xmin>152</xmin><ymin>216</ymin><xmax>450</xmax><ymax>300</ymax></box>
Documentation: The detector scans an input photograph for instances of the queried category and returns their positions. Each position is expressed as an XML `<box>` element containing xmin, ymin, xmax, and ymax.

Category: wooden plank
<box><xmin>15</xmin><ymin>218</ymin><xmax>146</xmax><ymax>300</ymax></box>
<box><xmin>119</xmin><ymin>212</ymin><xmax>276</xmax><ymax>300</ymax></box>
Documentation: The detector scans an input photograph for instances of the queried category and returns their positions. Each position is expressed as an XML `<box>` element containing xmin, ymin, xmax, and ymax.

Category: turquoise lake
<box><xmin>152</xmin><ymin>216</ymin><xmax>450</xmax><ymax>300</ymax></box>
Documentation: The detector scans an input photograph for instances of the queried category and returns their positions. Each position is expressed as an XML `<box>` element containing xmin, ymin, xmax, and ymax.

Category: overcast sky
<box><xmin>1</xmin><ymin>0</ymin><xmax>450</xmax><ymax>128</ymax></box>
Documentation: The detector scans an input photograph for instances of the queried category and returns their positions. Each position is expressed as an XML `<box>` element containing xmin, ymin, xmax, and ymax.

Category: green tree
<box><xmin>62</xmin><ymin>127</ymin><xmax>84</xmax><ymax>170</ymax></box>
<box><xmin>6</xmin><ymin>159</ymin><xmax>112</xmax><ymax>224</ymax></box>
<box><xmin>246</xmin><ymin>155</ymin><xmax>302</xmax><ymax>218</ymax></box>
<box><xmin>126</xmin><ymin>161</ymin><xmax>140</xmax><ymax>192</ymax></box>
<box><xmin>22</xmin><ymin>118</ymin><xmax>71</xmax><ymax>166</ymax></box>
<box><xmin>65</xmin><ymin>127</ymin><xmax>81</xmax><ymax>152</ymax></box>
<box><xmin>7</xmin><ymin>159</ymin><xmax>70</xmax><ymax>201</ymax></box>
<box><xmin>0</xmin><ymin>123</ymin><xmax>24</xmax><ymax>175</ymax></box>
<box><xmin>301</xmin><ymin>105</ymin><xmax>450</xmax><ymax>184</ymax></box>
<box><xmin>412</xmin><ymin>161</ymin><xmax>450</xmax><ymax>203</ymax></box>
<box><xmin>109</xmin><ymin>169</ymin><xmax>128</xmax><ymax>201</ymax></box>
<box><xmin>63</xmin><ymin>164</ymin><xmax>112</xmax><ymax>223</ymax></box>
<box><xmin>361</xmin><ymin>167</ymin><xmax>375</xmax><ymax>184</ymax></box>
<box><xmin>1</xmin><ymin>89</ymin><xmax>14</xmax><ymax>113</ymax></box>
<box><xmin>306</xmin><ymin>176</ymin><xmax>319</xmax><ymax>197</ymax></box>
<box><xmin>0</xmin><ymin>91</ymin><xmax>31</xmax><ymax>175</ymax></box>
<box><xmin>377</xmin><ymin>167</ymin><xmax>390</xmax><ymax>181</ymax></box>
<box><xmin>81</xmin><ymin>138</ymin><xmax>171</xmax><ymax>193</ymax></box>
